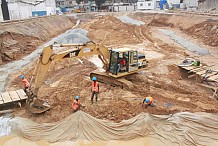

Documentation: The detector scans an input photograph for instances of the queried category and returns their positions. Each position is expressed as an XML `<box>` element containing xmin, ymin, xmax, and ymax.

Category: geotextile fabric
<box><xmin>9</xmin><ymin>111</ymin><xmax>218</xmax><ymax>145</ymax></box>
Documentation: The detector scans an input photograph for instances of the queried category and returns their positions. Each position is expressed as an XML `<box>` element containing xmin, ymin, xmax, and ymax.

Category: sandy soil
<box><xmin>0</xmin><ymin>16</ymin><xmax>76</xmax><ymax>64</ymax></box>
<box><xmin>4</xmin><ymin>12</ymin><xmax>218</xmax><ymax>123</ymax></box>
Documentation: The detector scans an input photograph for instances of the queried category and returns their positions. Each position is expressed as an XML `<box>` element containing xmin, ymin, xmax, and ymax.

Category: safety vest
<box><xmin>22</xmin><ymin>78</ymin><xmax>30</xmax><ymax>88</ymax></box>
<box><xmin>72</xmin><ymin>100</ymin><xmax>80</xmax><ymax>110</ymax></box>
<box><xmin>147</xmin><ymin>96</ymin><xmax>153</xmax><ymax>105</ymax></box>
<box><xmin>120</xmin><ymin>59</ymin><xmax>126</xmax><ymax>66</ymax></box>
<box><xmin>92</xmin><ymin>81</ymin><xmax>99</xmax><ymax>92</ymax></box>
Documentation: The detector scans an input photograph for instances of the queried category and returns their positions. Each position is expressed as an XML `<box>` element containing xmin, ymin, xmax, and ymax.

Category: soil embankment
<box><xmin>0</xmin><ymin>15</ymin><xmax>76</xmax><ymax>64</ymax></box>
<box><xmin>130</xmin><ymin>12</ymin><xmax>218</xmax><ymax>47</ymax></box>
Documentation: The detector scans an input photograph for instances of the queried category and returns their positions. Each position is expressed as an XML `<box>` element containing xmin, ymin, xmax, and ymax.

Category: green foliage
<box><xmin>76</xmin><ymin>0</ymin><xmax>82</xmax><ymax>4</ymax></box>
<box><xmin>95</xmin><ymin>0</ymin><xmax>106</xmax><ymax>9</ymax></box>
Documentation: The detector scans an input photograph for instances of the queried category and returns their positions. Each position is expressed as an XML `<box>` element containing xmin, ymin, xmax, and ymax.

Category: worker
<box><xmin>20</xmin><ymin>75</ymin><xmax>30</xmax><ymax>92</ymax></box>
<box><xmin>91</xmin><ymin>77</ymin><xmax>99</xmax><ymax>104</ymax></box>
<box><xmin>120</xmin><ymin>56</ymin><xmax>127</xmax><ymax>71</ymax></box>
<box><xmin>72</xmin><ymin>96</ymin><xmax>80</xmax><ymax>112</ymax></box>
<box><xmin>142</xmin><ymin>96</ymin><xmax>154</xmax><ymax>108</ymax></box>
<box><xmin>117</xmin><ymin>56</ymin><xmax>127</xmax><ymax>73</ymax></box>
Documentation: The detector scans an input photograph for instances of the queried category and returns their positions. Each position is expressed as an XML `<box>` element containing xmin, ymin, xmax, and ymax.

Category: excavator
<box><xmin>27</xmin><ymin>41</ymin><xmax>148</xmax><ymax>113</ymax></box>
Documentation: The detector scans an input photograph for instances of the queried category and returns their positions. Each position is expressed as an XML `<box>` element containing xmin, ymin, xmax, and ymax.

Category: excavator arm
<box><xmin>31</xmin><ymin>41</ymin><xmax>110</xmax><ymax>95</ymax></box>
<box><xmin>27</xmin><ymin>41</ymin><xmax>148</xmax><ymax>114</ymax></box>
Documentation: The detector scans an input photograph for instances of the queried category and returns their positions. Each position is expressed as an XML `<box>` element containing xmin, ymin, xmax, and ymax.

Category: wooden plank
<box><xmin>196</xmin><ymin>69</ymin><xmax>207</xmax><ymax>75</ymax></box>
<box><xmin>188</xmin><ymin>66</ymin><xmax>207</xmax><ymax>73</ymax></box>
<box><xmin>207</xmin><ymin>75</ymin><xmax>218</xmax><ymax>81</ymax></box>
<box><xmin>1</xmin><ymin>92</ymin><xmax>12</xmax><ymax>103</ymax></box>
<box><xmin>181</xmin><ymin>65</ymin><xmax>197</xmax><ymax>70</ymax></box>
<box><xmin>16</xmin><ymin>89</ymin><xmax>28</xmax><ymax>100</ymax></box>
<box><xmin>9</xmin><ymin>91</ymin><xmax>21</xmax><ymax>102</ymax></box>
<box><xmin>201</xmin><ymin>72</ymin><xmax>218</xmax><ymax>79</ymax></box>
<box><xmin>0</xmin><ymin>109</ymin><xmax>13</xmax><ymax>114</ymax></box>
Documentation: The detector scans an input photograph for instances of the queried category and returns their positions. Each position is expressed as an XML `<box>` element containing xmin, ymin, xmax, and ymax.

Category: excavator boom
<box><xmin>32</xmin><ymin>41</ymin><xmax>110</xmax><ymax>94</ymax></box>
<box><xmin>28</xmin><ymin>41</ymin><xmax>148</xmax><ymax>113</ymax></box>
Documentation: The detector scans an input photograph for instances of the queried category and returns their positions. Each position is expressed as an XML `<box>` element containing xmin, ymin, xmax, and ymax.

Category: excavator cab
<box><xmin>109</xmin><ymin>48</ymin><xmax>147</xmax><ymax>77</ymax></box>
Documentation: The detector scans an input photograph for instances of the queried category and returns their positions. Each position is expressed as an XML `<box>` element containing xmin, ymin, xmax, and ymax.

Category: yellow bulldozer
<box><xmin>25</xmin><ymin>41</ymin><xmax>148</xmax><ymax>113</ymax></box>
<box><xmin>73</xmin><ymin>6</ymin><xmax>86</xmax><ymax>13</ymax></box>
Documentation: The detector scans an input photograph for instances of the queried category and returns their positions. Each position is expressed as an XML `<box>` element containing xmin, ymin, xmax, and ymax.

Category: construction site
<box><xmin>0</xmin><ymin>11</ymin><xmax>218</xmax><ymax>146</ymax></box>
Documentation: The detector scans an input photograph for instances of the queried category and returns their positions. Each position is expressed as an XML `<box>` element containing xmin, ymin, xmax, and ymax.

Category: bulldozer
<box><xmin>73</xmin><ymin>5</ymin><xmax>86</xmax><ymax>13</ymax></box>
<box><xmin>26</xmin><ymin>41</ymin><xmax>148</xmax><ymax>113</ymax></box>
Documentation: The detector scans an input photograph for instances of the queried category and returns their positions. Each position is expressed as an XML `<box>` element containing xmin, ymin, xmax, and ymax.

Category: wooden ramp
<box><xmin>179</xmin><ymin>64</ymin><xmax>218</xmax><ymax>98</ymax></box>
<box><xmin>0</xmin><ymin>89</ymin><xmax>28</xmax><ymax>106</ymax></box>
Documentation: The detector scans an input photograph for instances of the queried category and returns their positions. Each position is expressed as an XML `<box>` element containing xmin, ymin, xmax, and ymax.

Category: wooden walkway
<box><xmin>179</xmin><ymin>65</ymin><xmax>218</xmax><ymax>98</ymax></box>
<box><xmin>0</xmin><ymin>89</ymin><xmax>28</xmax><ymax>106</ymax></box>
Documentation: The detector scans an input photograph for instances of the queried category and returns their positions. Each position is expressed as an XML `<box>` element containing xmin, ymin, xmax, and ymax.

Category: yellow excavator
<box><xmin>27</xmin><ymin>41</ymin><xmax>148</xmax><ymax>113</ymax></box>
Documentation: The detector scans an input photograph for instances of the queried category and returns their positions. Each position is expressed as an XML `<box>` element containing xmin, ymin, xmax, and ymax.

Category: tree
<box><xmin>95</xmin><ymin>0</ymin><xmax>105</xmax><ymax>10</ymax></box>
<box><xmin>76</xmin><ymin>0</ymin><xmax>82</xmax><ymax>4</ymax></box>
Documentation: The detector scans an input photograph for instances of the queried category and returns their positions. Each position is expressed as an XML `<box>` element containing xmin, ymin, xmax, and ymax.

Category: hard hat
<box><xmin>20</xmin><ymin>75</ymin><xmax>24</xmax><ymax>79</ymax></box>
<box><xmin>75</xmin><ymin>96</ymin><xmax>79</xmax><ymax>100</ymax></box>
<box><xmin>92</xmin><ymin>77</ymin><xmax>97</xmax><ymax>81</ymax></box>
<box><xmin>145</xmin><ymin>98</ymin><xmax>150</xmax><ymax>103</ymax></box>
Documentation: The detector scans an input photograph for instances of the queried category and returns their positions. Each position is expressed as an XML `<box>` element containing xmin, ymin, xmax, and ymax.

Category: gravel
<box><xmin>159</xmin><ymin>29</ymin><xmax>209</xmax><ymax>55</ymax></box>
<box><xmin>117</xmin><ymin>16</ymin><xmax>145</xmax><ymax>26</ymax></box>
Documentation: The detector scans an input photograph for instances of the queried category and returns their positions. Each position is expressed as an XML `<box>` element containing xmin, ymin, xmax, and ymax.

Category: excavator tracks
<box><xmin>90</xmin><ymin>71</ymin><xmax>134</xmax><ymax>89</ymax></box>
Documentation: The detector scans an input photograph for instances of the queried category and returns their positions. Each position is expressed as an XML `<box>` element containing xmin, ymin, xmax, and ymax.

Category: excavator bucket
<box><xmin>26</xmin><ymin>90</ymin><xmax>51</xmax><ymax>114</ymax></box>
<box><xmin>28</xmin><ymin>102</ymin><xmax>50</xmax><ymax>114</ymax></box>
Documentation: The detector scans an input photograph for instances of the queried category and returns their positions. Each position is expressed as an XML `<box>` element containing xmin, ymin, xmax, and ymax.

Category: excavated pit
<box><xmin>1</xmin><ymin>12</ymin><xmax>218</xmax><ymax>125</ymax></box>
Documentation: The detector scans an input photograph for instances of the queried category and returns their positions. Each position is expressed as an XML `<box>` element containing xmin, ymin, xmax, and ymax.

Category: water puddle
<box><xmin>0</xmin><ymin>20</ymin><xmax>90</xmax><ymax>92</ymax></box>
<box><xmin>159</xmin><ymin>29</ymin><xmax>209</xmax><ymax>55</ymax></box>
<box><xmin>117</xmin><ymin>16</ymin><xmax>145</xmax><ymax>26</ymax></box>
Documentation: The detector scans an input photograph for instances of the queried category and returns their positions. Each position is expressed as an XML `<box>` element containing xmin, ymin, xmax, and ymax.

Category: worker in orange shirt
<box><xmin>20</xmin><ymin>75</ymin><xmax>30</xmax><ymax>92</ymax></box>
<box><xmin>72</xmin><ymin>96</ymin><xmax>80</xmax><ymax>112</ymax></box>
<box><xmin>142</xmin><ymin>96</ymin><xmax>154</xmax><ymax>108</ymax></box>
<box><xmin>91</xmin><ymin>77</ymin><xmax>99</xmax><ymax>104</ymax></box>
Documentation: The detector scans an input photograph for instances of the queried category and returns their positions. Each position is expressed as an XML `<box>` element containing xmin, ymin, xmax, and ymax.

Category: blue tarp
<box><xmin>160</xmin><ymin>0</ymin><xmax>167</xmax><ymax>9</ymax></box>
<box><xmin>32</xmin><ymin>11</ymin><xmax>47</xmax><ymax>16</ymax></box>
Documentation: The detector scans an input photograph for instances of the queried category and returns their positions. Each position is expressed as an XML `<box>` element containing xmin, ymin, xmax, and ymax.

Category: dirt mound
<box><xmin>0</xmin><ymin>16</ymin><xmax>75</xmax><ymax>64</ymax></box>
<box><xmin>130</xmin><ymin>12</ymin><xmax>218</xmax><ymax>47</ymax></box>
<box><xmin>80</xmin><ymin>15</ymin><xmax>143</xmax><ymax>46</ymax></box>
<box><xmin>186</xmin><ymin>19</ymin><xmax>218</xmax><ymax>46</ymax></box>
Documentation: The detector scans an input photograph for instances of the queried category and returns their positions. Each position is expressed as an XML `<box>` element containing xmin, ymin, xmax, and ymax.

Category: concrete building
<box><xmin>183</xmin><ymin>0</ymin><xmax>198</xmax><ymax>10</ymax></box>
<box><xmin>55</xmin><ymin>0</ymin><xmax>75</xmax><ymax>8</ymax></box>
<box><xmin>114</xmin><ymin>3</ymin><xmax>136</xmax><ymax>11</ymax></box>
<box><xmin>7</xmin><ymin>0</ymin><xmax>46</xmax><ymax>19</ymax></box>
<box><xmin>114</xmin><ymin>0</ymin><xmax>138</xmax><ymax>3</ymax></box>
<box><xmin>45</xmin><ymin>0</ymin><xmax>57</xmax><ymax>15</ymax></box>
<box><xmin>137</xmin><ymin>0</ymin><xmax>156</xmax><ymax>10</ymax></box>
<box><xmin>8</xmin><ymin>2</ymin><xmax>32</xmax><ymax>19</ymax></box>
<box><xmin>6</xmin><ymin>0</ymin><xmax>56</xmax><ymax>20</ymax></box>
<box><xmin>167</xmin><ymin>0</ymin><xmax>180</xmax><ymax>8</ymax></box>
<box><xmin>198</xmin><ymin>0</ymin><xmax>218</xmax><ymax>11</ymax></box>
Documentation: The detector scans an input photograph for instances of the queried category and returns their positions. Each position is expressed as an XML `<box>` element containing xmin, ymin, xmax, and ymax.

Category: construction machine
<box><xmin>73</xmin><ymin>5</ymin><xmax>86</xmax><ymax>13</ymax></box>
<box><xmin>27</xmin><ymin>41</ymin><xmax>148</xmax><ymax>113</ymax></box>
